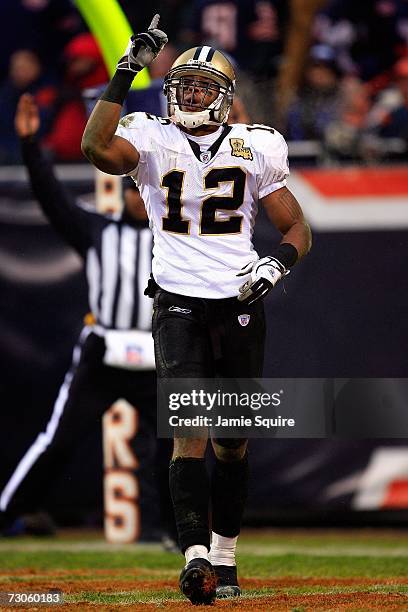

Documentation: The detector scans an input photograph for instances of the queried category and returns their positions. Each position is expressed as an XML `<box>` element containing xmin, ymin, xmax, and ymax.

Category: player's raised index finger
<box><xmin>148</xmin><ymin>14</ymin><xmax>160</xmax><ymax>30</ymax></box>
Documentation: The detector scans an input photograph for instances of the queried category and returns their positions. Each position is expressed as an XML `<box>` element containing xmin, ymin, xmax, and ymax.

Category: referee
<box><xmin>0</xmin><ymin>94</ymin><xmax>173</xmax><ymax>542</ymax></box>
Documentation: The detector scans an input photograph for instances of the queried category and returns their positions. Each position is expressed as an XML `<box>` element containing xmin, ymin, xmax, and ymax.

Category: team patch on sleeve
<box><xmin>229</xmin><ymin>138</ymin><xmax>253</xmax><ymax>161</ymax></box>
<box><xmin>119</xmin><ymin>113</ymin><xmax>137</xmax><ymax>128</ymax></box>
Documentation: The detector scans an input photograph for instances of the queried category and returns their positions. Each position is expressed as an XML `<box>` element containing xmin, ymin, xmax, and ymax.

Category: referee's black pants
<box><xmin>0</xmin><ymin>327</ymin><xmax>165</xmax><ymax>525</ymax></box>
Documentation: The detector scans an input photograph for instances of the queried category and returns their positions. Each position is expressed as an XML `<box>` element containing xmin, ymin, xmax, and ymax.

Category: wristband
<box><xmin>100</xmin><ymin>70</ymin><xmax>135</xmax><ymax>105</ymax></box>
<box><xmin>271</xmin><ymin>243</ymin><xmax>298</xmax><ymax>269</ymax></box>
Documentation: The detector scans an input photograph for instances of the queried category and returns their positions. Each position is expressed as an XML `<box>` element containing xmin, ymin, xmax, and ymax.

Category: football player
<box><xmin>82</xmin><ymin>15</ymin><xmax>312</xmax><ymax>606</ymax></box>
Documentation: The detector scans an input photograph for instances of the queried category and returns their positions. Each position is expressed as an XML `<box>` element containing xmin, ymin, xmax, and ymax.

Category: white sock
<box><xmin>185</xmin><ymin>544</ymin><xmax>209</xmax><ymax>565</ymax></box>
<box><xmin>209</xmin><ymin>532</ymin><xmax>238</xmax><ymax>566</ymax></box>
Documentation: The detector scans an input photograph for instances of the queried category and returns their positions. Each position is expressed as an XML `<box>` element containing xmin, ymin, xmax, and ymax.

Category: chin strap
<box><xmin>174</xmin><ymin>108</ymin><xmax>219</xmax><ymax>129</ymax></box>
<box><xmin>173</xmin><ymin>89</ymin><xmax>230</xmax><ymax>129</ymax></box>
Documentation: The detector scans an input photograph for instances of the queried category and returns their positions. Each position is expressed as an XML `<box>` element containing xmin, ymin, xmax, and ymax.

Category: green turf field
<box><xmin>0</xmin><ymin>529</ymin><xmax>407</xmax><ymax>610</ymax></box>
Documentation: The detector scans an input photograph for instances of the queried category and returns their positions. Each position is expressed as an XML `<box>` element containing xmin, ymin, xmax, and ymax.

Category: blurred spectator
<box><xmin>377</xmin><ymin>57</ymin><xmax>408</xmax><ymax>156</ymax></box>
<box><xmin>365</xmin><ymin>53</ymin><xmax>408</xmax><ymax>125</ymax></box>
<box><xmin>286</xmin><ymin>44</ymin><xmax>343</xmax><ymax>141</ymax></box>
<box><xmin>120</xmin><ymin>0</ymin><xmax>192</xmax><ymax>49</ymax></box>
<box><xmin>0</xmin><ymin>49</ymin><xmax>57</xmax><ymax>164</ymax></box>
<box><xmin>0</xmin><ymin>0</ymin><xmax>83</xmax><ymax>82</ymax></box>
<box><xmin>64</xmin><ymin>32</ymin><xmax>109</xmax><ymax>90</ymax></box>
<box><xmin>43</xmin><ymin>33</ymin><xmax>109</xmax><ymax>162</ymax></box>
<box><xmin>323</xmin><ymin>77</ymin><xmax>374</xmax><ymax>161</ymax></box>
<box><xmin>182</xmin><ymin>0</ymin><xmax>287</xmax><ymax>76</ymax></box>
<box><xmin>313</xmin><ymin>0</ymin><xmax>408</xmax><ymax>81</ymax></box>
<box><xmin>323</xmin><ymin>55</ymin><xmax>408</xmax><ymax>162</ymax></box>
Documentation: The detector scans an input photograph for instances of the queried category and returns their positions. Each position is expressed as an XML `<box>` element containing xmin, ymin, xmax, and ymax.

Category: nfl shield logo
<box><xmin>238</xmin><ymin>314</ymin><xmax>250</xmax><ymax>327</ymax></box>
<box><xmin>200</xmin><ymin>151</ymin><xmax>211</xmax><ymax>163</ymax></box>
<box><xmin>126</xmin><ymin>344</ymin><xmax>143</xmax><ymax>364</ymax></box>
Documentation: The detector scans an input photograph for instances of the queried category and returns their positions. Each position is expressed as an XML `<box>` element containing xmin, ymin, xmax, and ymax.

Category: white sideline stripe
<box><xmin>0</xmin><ymin>327</ymin><xmax>92</xmax><ymax>512</ymax></box>
<box><xmin>0</xmin><ymin>541</ymin><xmax>406</xmax><ymax>556</ymax></box>
<box><xmin>239</xmin><ymin>544</ymin><xmax>408</xmax><ymax>557</ymax></box>
<box><xmin>198</xmin><ymin>46</ymin><xmax>212</xmax><ymax>62</ymax></box>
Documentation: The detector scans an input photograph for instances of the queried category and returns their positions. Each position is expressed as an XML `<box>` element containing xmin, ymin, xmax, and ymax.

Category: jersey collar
<box><xmin>185</xmin><ymin>124</ymin><xmax>233</xmax><ymax>163</ymax></box>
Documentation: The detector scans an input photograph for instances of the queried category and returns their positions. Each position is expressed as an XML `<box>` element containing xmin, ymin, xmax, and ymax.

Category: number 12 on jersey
<box><xmin>161</xmin><ymin>167</ymin><xmax>246</xmax><ymax>235</ymax></box>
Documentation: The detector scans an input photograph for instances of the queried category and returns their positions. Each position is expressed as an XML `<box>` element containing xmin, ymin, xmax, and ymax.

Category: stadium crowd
<box><xmin>0</xmin><ymin>0</ymin><xmax>407</xmax><ymax>164</ymax></box>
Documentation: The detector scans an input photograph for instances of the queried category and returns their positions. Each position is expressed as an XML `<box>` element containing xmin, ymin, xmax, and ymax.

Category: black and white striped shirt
<box><xmin>85</xmin><ymin>218</ymin><xmax>152</xmax><ymax>330</ymax></box>
<box><xmin>21</xmin><ymin>138</ymin><xmax>153</xmax><ymax>331</ymax></box>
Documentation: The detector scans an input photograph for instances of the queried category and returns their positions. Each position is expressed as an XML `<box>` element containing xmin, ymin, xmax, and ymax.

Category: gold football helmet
<box><xmin>163</xmin><ymin>46</ymin><xmax>235</xmax><ymax>129</ymax></box>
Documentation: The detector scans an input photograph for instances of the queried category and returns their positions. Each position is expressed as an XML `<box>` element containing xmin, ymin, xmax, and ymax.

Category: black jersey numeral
<box><xmin>160</xmin><ymin>168</ymin><xmax>246</xmax><ymax>235</ymax></box>
<box><xmin>246</xmin><ymin>124</ymin><xmax>275</xmax><ymax>134</ymax></box>
<box><xmin>161</xmin><ymin>170</ymin><xmax>190</xmax><ymax>234</ymax></box>
<box><xmin>201</xmin><ymin>167</ymin><xmax>246</xmax><ymax>235</ymax></box>
<box><xmin>145</xmin><ymin>113</ymin><xmax>171</xmax><ymax>125</ymax></box>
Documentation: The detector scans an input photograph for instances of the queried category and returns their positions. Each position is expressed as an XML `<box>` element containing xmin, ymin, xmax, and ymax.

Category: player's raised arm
<box><xmin>81</xmin><ymin>15</ymin><xmax>168</xmax><ymax>175</ymax></box>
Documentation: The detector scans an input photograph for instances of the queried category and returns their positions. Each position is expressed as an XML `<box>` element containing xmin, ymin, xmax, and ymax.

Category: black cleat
<box><xmin>214</xmin><ymin>565</ymin><xmax>241</xmax><ymax>598</ymax></box>
<box><xmin>179</xmin><ymin>558</ymin><xmax>217</xmax><ymax>605</ymax></box>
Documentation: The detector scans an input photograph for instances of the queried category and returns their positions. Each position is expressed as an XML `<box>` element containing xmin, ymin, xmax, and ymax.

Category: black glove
<box><xmin>237</xmin><ymin>256</ymin><xmax>289</xmax><ymax>305</ymax></box>
<box><xmin>117</xmin><ymin>14</ymin><xmax>168</xmax><ymax>74</ymax></box>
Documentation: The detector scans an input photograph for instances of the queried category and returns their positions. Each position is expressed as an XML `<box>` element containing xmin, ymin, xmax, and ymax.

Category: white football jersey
<box><xmin>116</xmin><ymin>113</ymin><xmax>289</xmax><ymax>298</ymax></box>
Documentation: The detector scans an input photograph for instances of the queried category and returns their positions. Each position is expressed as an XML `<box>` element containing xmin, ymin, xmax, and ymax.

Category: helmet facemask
<box><xmin>164</xmin><ymin>61</ymin><xmax>235</xmax><ymax>129</ymax></box>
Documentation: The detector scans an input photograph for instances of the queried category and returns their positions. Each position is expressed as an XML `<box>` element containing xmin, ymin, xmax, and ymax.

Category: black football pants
<box><xmin>152</xmin><ymin>288</ymin><xmax>265</xmax><ymax>551</ymax></box>
<box><xmin>152</xmin><ymin>289</ymin><xmax>266</xmax><ymax>379</ymax></box>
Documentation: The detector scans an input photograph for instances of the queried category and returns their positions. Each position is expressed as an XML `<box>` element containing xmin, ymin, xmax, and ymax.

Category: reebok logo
<box><xmin>169</xmin><ymin>306</ymin><xmax>192</xmax><ymax>314</ymax></box>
